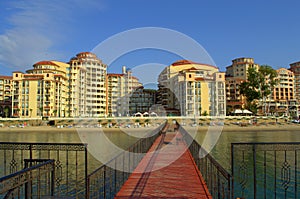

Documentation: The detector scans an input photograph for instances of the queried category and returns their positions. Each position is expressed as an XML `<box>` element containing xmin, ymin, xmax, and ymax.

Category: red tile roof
<box><xmin>33</xmin><ymin>61</ymin><xmax>59</xmax><ymax>67</ymax></box>
<box><xmin>171</xmin><ymin>60</ymin><xmax>218</xmax><ymax>69</ymax></box>
<box><xmin>0</xmin><ymin>75</ymin><xmax>13</xmax><ymax>79</ymax></box>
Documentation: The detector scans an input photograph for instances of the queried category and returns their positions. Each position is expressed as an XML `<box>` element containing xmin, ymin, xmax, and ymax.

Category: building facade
<box><xmin>225</xmin><ymin>57</ymin><xmax>259</xmax><ymax>114</ymax></box>
<box><xmin>225</xmin><ymin>77</ymin><xmax>246</xmax><ymax>114</ymax></box>
<box><xmin>129</xmin><ymin>87</ymin><xmax>157</xmax><ymax>116</ymax></box>
<box><xmin>289</xmin><ymin>61</ymin><xmax>300</xmax><ymax>101</ymax></box>
<box><xmin>158</xmin><ymin>60</ymin><xmax>226</xmax><ymax>116</ymax></box>
<box><xmin>11</xmin><ymin>61</ymin><xmax>69</xmax><ymax>118</ymax></box>
<box><xmin>107</xmin><ymin>73</ymin><xmax>126</xmax><ymax>117</ymax></box>
<box><xmin>0</xmin><ymin>76</ymin><xmax>12</xmax><ymax>117</ymax></box>
<box><xmin>263</xmin><ymin>68</ymin><xmax>296</xmax><ymax>115</ymax></box>
<box><xmin>68</xmin><ymin>52</ymin><xmax>107</xmax><ymax>117</ymax></box>
<box><xmin>107</xmin><ymin>66</ymin><xmax>143</xmax><ymax>117</ymax></box>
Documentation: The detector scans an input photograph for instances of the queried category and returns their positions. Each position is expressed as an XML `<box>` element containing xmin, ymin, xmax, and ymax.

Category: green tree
<box><xmin>53</xmin><ymin>110</ymin><xmax>57</xmax><ymax>117</ymax></box>
<box><xmin>202</xmin><ymin>111</ymin><xmax>208</xmax><ymax>116</ymax></box>
<box><xmin>4</xmin><ymin>107</ymin><xmax>9</xmax><ymax>118</ymax></box>
<box><xmin>240</xmin><ymin>65</ymin><xmax>277</xmax><ymax>114</ymax></box>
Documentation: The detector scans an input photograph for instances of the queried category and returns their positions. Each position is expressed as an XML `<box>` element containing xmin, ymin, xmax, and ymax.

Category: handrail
<box><xmin>0</xmin><ymin>159</ymin><xmax>55</xmax><ymax>198</ymax></box>
<box><xmin>232</xmin><ymin>142</ymin><xmax>300</xmax><ymax>199</ymax></box>
<box><xmin>88</xmin><ymin>120</ymin><xmax>167</xmax><ymax>177</ymax></box>
<box><xmin>179</xmin><ymin>124</ymin><xmax>233</xmax><ymax>199</ymax></box>
<box><xmin>0</xmin><ymin>142</ymin><xmax>88</xmax><ymax>198</ymax></box>
<box><xmin>86</xmin><ymin>120</ymin><xmax>168</xmax><ymax>198</ymax></box>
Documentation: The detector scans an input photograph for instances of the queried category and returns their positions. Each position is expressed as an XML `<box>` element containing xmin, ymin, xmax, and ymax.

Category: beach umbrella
<box><xmin>242</xmin><ymin>109</ymin><xmax>252</xmax><ymax>114</ymax></box>
<box><xmin>134</xmin><ymin>112</ymin><xmax>143</xmax><ymax>117</ymax></box>
<box><xmin>150</xmin><ymin>112</ymin><xmax>158</xmax><ymax>117</ymax></box>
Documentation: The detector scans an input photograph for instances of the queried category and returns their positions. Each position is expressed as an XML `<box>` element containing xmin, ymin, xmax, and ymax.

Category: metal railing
<box><xmin>86</xmin><ymin>121</ymin><xmax>167</xmax><ymax>199</ymax></box>
<box><xmin>180</xmin><ymin>126</ymin><xmax>233</xmax><ymax>199</ymax></box>
<box><xmin>0</xmin><ymin>142</ymin><xmax>88</xmax><ymax>198</ymax></box>
<box><xmin>0</xmin><ymin>159</ymin><xmax>55</xmax><ymax>199</ymax></box>
<box><xmin>232</xmin><ymin>142</ymin><xmax>300</xmax><ymax>199</ymax></box>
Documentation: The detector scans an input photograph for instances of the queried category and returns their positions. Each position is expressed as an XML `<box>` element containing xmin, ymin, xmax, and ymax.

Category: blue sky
<box><xmin>0</xmin><ymin>0</ymin><xmax>300</xmax><ymax>85</ymax></box>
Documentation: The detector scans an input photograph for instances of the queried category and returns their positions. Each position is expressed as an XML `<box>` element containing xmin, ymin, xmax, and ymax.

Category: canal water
<box><xmin>194</xmin><ymin>127</ymin><xmax>300</xmax><ymax>199</ymax></box>
<box><xmin>1</xmin><ymin>127</ymin><xmax>300</xmax><ymax>171</ymax></box>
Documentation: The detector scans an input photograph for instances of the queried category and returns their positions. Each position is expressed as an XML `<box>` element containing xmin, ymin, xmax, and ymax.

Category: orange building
<box><xmin>0</xmin><ymin>76</ymin><xmax>13</xmax><ymax>117</ymax></box>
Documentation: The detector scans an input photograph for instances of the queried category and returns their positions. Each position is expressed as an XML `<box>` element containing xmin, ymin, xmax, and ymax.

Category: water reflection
<box><xmin>0</xmin><ymin>128</ymin><xmax>149</xmax><ymax>175</ymax></box>
<box><xmin>195</xmin><ymin>129</ymin><xmax>300</xmax><ymax>171</ymax></box>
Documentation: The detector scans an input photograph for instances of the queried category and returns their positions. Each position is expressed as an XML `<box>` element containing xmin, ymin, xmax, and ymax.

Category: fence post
<box><xmin>85</xmin><ymin>145</ymin><xmax>88</xmax><ymax>199</ymax></box>
<box><xmin>51</xmin><ymin>160</ymin><xmax>55</xmax><ymax>197</ymax></box>
<box><xmin>253</xmin><ymin>145</ymin><xmax>256</xmax><ymax>199</ymax></box>
<box><xmin>103</xmin><ymin>166</ymin><xmax>106</xmax><ymax>199</ymax></box>
<box><xmin>231</xmin><ymin>143</ymin><xmax>234</xmax><ymax>199</ymax></box>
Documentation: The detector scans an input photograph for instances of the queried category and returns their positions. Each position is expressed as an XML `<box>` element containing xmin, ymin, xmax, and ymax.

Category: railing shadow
<box><xmin>86</xmin><ymin>121</ymin><xmax>168</xmax><ymax>199</ymax></box>
<box><xmin>179</xmin><ymin>125</ymin><xmax>233</xmax><ymax>199</ymax></box>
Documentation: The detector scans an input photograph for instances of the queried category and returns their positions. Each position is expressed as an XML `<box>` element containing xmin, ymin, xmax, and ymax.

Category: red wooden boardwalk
<box><xmin>115</xmin><ymin>132</ymin><xmax>212</xmax><ymax>199</ymax></box>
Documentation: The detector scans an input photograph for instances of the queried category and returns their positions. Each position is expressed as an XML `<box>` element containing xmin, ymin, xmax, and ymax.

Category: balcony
<box><xmin>13</xmin><ymin>113</ymin><xmax>19</xmax><ymax>117</ymax></box>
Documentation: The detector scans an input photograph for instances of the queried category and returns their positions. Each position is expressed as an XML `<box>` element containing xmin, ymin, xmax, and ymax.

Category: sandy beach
<box><xmin>0</xmin><ymin>123</ymin><xmax>299</xmax><ymax>133</ymax></box>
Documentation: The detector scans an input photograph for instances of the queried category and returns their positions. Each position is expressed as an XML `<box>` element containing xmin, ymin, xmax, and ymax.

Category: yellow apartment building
<box><xmin>107</xmin><ymin>73</ymin><xmax>126</xmax><ymax>117</ymax></box>
<box><xmin>68</xmin><ymin>52</ymin><xmax>107</xmax><ymax>117</ymax></box>
<box><xmin>158</xmin><ymin>60</ymin><xmax>226</xmax><ymax>116</ymax></box>
<box><xmin>11</xmin><ymin>61</ymin><xmax>69</xmax><ymax>118</ymax></box>
<box><xmin>106</xmin><ymin>66</ymin><xmax>142</xmax><ymax>117</ymax></box>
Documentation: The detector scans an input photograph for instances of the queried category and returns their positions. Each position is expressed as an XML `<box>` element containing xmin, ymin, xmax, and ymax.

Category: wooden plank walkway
<box><xmin>115</xmin><ymin>132</ymin><xmax>212</xmax><ymax>199</ymax></box>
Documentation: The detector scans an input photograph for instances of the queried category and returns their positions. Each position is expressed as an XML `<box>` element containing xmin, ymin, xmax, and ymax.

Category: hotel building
<box><xmin>0</xmin><ymin>76</ymin><xmax>13</xmax><ymax>118</ymax></box>
<box><xmin>158</xmin><ymin>60</ymin><xmax>226</xmax><ymax>116</ymax></box>
<box><xmin>225</xmin><ymin>58</ymin><xmax>259</xmax><ymax>113</ymax></box>
<box><xmin>11</xmin><ymin>61</ymin><xmax>69</xmax><ymax>118</ymax></box>
<box><xmin>225</xmin><ymin>77</ymin><xmax>246</xmax><ymax>113</ymax></box>
<box><xmin>68</xmin><ymin>52</ymin><xmax>107</xmax><ymax>117</ymax></box>
<box><xmin>107</xmin><ymin>66</ymin><xmax>142</xmax><ymax>116</ymax></box>
<box><xmin>289</xmin><ymin>61</ymin><xmax>300</xmax><ymax>101</ymax></box>
<box><xmin>264</xmin><ymin>68</ymin><xmax>296</xmax><ymax>115</ymax></box>
<box><xmin>129</xmin><ymin>87</ymin><xmax>157</xmax><ymax>116</ymax></box>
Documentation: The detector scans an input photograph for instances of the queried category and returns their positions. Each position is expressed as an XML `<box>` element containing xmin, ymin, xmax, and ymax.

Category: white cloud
<box><xmin>0</xmin><ymin>0</ymin><xmax>104</xmax><ymax>72</ymax></box>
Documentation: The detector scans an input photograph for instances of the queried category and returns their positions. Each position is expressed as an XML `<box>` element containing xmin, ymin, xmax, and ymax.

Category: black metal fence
<box><xmin>180</xmin><ymin>126</ymin><xmax>233</xmax><ymax>199</ymax></box>
<box><xmin>86</xmin><ymin>122</ymin><xmax>166</xmax><ymax>199</ymax></box>
<box><xmin>0</xmin><ymin>142</ymin><xmax>88</xmax><ymax>198</ymax></box>
<box><xmin>0</xmin><ymin>159</ymin><xmax>55</xmax><ymax>199</ymax></box>
<box><xmin>232</xmin><ymin>142</ymin><xmax>300</xmax><ymax>199</ymax></box>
